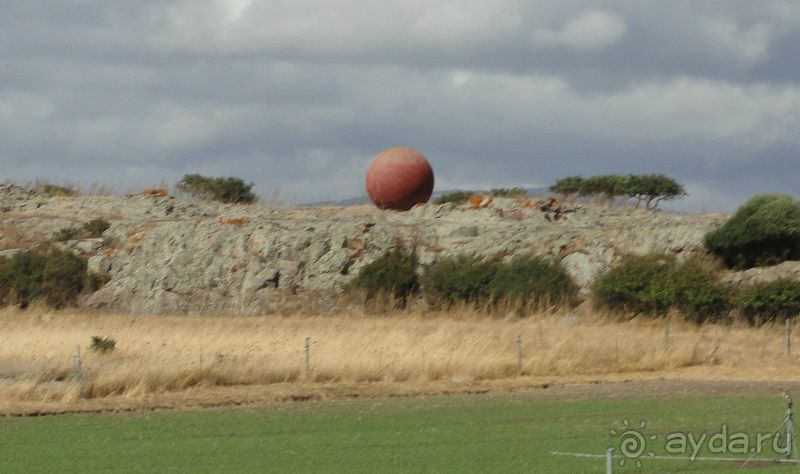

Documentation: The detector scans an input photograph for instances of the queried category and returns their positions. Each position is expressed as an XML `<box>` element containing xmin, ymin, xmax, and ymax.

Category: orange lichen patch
<box><xmin>103</xmin><ymin>248</ymin><xmax>118</xmax><ymax>259</ymax></box>
<box><xmin>125</xmin><ymin>233</ymin><xmax>144</xmax><ymax>252</ymax></box>
<box><xmin>130</xmin><ymin>223</ymin><xmax>158</xmax><ymax>234</ymax></box>
<box><xmin>140</xmin><ymin>188</ymin><xmax>169</xmax><ymax>197</ymax></box>
<box><xmin>220</xmin><ymin>218</ymin><xmax>249</xmax><ymax>228</ymax></box>
<box><xmin>230</xmin><ymin>264</ymin><xmax>240</xmax><ymax>273</ymax></box>
<box><xmin>468</xmin><ymin>194</ymin><xmax>493</xmax><ymax>209</ymax></box>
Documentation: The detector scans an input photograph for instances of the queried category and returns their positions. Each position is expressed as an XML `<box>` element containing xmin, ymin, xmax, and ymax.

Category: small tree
<box><xmin>626</xmin><ymin>174</ymin><xmax>687</xmax><ymax>210</ymax></box>
<box><xmin>177</xmin><ymin>174</ymin><xmax>257</xmax><ymax>204</ymax></box>
<box><xmin>705</xmin><ymin>194</ymin><xmax>800</xmax><ymax>269</ymax></box>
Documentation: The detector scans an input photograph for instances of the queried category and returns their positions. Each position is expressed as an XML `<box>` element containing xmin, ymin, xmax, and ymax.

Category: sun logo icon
<box><xmin>610</xmin><ymin>419</ymin><xmax>658</xmax><ymax>468</ymax></box>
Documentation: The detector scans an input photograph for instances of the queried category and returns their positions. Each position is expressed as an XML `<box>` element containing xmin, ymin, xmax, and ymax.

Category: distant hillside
<box><xmin>302</xmin><ymin>187</ymin><xmax>550</xmax><ymax>207</ymax></box>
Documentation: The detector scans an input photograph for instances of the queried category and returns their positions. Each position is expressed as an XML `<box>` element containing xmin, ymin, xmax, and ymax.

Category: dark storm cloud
<box><xmin>1</xmin><ymin>0</ymin><xmax>799</xmax><ymax>209</ymax></box>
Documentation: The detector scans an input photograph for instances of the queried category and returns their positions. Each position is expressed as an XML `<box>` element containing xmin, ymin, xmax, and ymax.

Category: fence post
<box><xmin>787</xmin><ymin>319</ymin><xmax>792</xmax><ymax>356</ymax></box>
<box><xmin>74</xmin><ymin>345</ymin><xmax>82</xmax><ymax>382</ymax></box>
<box><xmin>516</xmin><ymin>335</ymin><xmax>522</xmax><ymax>372</ymax></box>
<box><xmin>606</xmin><ymin>447</ymin><xmax>614</xmax><ymax>474</ymax></box>
<box><xmin>304</xmin><ymin>337</ymin><xmax>310</xmax><ymax>374</ymax></box>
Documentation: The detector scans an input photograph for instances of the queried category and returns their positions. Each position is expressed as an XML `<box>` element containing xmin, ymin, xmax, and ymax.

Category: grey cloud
<box><xmin>0</xmin><ymin>1</ymin><xmax>798</xmax><ymax>210</ymax></box>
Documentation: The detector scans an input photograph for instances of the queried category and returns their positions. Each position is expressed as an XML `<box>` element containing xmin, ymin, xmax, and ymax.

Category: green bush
<box><xmin>0</xmin><ymin>247</ymin><xmax>89</xmax><ymax>308</ymax></box>
<box><xmin>347</xmin><ymin>248</ymin><xmax>418</xmax><ymax>306</ymax></box>
<box><xmin>422</xmin><ymin>256</ymin><xmax>499</xmax><ymax>308</ymax></box>
<box><xmin>91</xmin><ymin>336</ymin><xmax>117</xmax><ymax>353</ymax></box>
<box><xmin>82</xmin><ymin>218</ymin><xmax>110</xmax><ymax>237</ymax></box>
<box><xmin>488</xmin><ymin>255</ymin><xmax>577</xmax><ymax>309</ymax></box>
<box><xmin>705</xmin><ymin>194</ymin><xmax>800</xmax><ymax>269</ymax></box>
<box><xmin>0</xmin><ymin>251</ymin><xmax>46</xmax><ymax>308</ymax></box>
<box><xmin>177</xmin><ymin>174</ymin><xmax>257</xmax><ymax>204</ymax></box>
<box><xmin>735</xmin><ymin>279</ymin><xmax>800</xmax><ymax>325</ymax></box>
<box><xmin>54</xmin><ymin>218</ymin><xmax>110</xmax><ymax>242</ymax></box>
<box><xmin>433</xmin><ymin>191</ymin><xmax>474</xmax><ymax>205</ymax></box>
<box><xmin>592</xmin><ymin>254</ymin><xmax>729</xmax><ymax>323</ymax></box>
<box><xmin>489</xmin><ymin>187</ymin><xmax>528</xmax><ymax>198</ymax></box>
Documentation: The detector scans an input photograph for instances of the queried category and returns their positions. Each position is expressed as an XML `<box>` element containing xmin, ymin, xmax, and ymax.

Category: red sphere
<box><xmin>366</xmin><ymin>147</ymin><xmax>434</xmax><ymax>211</ymax></box>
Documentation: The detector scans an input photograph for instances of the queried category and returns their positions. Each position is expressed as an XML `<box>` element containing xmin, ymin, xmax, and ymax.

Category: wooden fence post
<box><xmin>304</xmin><ymin>337</ymin><xmax>310</xmax><ymax>374</ymax></box>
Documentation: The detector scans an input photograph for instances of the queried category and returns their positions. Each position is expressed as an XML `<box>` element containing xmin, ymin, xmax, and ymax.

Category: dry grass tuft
<box><xmin>0</xmin><ymin>224</ymin><xmax>47</xmax><ymax>251</ymax></box>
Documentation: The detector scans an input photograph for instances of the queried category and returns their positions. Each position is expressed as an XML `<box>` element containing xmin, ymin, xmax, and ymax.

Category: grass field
<box><xmin>1</xmin><ymin>392</ymin><xmax>798</xmax><ymax>472</ymax></box>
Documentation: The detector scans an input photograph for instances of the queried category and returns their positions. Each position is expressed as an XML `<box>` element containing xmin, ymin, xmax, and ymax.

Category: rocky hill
<box><xmin>0</xmin><ymin>183</ymin><xmax>790</xmax><ymax>315</ymax></box>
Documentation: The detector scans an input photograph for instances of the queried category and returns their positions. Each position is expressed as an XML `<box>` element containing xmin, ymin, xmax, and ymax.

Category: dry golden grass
<box><xmin>1</xmin><ymin>306</ymin><xmax>799</xmax><ymax>412</ymax></box>
<box><xmin>0</xmin><ymin>224</ymin><xmax>47</xmax><ymax>251</ymax></box>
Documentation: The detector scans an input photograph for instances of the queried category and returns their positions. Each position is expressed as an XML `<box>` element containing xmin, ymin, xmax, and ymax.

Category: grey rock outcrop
<box><xmin>0</xmin><ymin>185</ymin><xmax>731</xmax><ymax>314</ymax></box>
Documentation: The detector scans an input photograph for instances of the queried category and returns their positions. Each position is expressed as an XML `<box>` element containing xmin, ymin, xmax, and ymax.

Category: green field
<box><xmin>1</xmin><ymin>392</ymin><xmax>798</xmax><ymax>472</ymax></box>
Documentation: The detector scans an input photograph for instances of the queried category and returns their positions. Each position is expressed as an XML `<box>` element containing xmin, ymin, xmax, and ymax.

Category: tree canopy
<box><xmin>549</xmin><ymin>174</ymin><xmax>686</xmax><ymax>209</ymax></box>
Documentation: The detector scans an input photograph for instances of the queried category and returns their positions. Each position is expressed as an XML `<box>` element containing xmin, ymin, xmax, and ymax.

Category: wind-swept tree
<box><xmin>581</xmin><ymin>175</ymin><xmax>629</xmax><ymax>205</ymax></box>
<box><xmin>626</xmin><ymin>174</ymin><xmax>686</xmax><ymax>210</ymax></box>
<box><xmin>549</xmin><ymin>176</ymin><xmax>584</xmax><ymax>201</ymax></box>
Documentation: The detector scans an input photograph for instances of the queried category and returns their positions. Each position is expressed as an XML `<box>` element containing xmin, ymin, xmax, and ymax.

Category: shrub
<box><xmin>433</xmin><ymin>191</ymin><xmax>474</xmax><ymax>205</ymax></box>
<box><xmin>347</xmin><ymin>248</ymin><xmax>418</xmax><ymax>306</ymax></box>
<box><xmin>34</xmin><ymin>182</ymin><xmax>80</xmax><ymax>197</ymax></box>
<box><xmin>91</xmin><ymin>336</ymin><xmax>116</xmax><ymax>353</ymax></box>
<box><xmin>705</xmin><ymin>194</ymin><xmax>800</xmax><ymax>269</ymax></box>
<box><xmin>53</xmin><ymin>227</ymin><xmax>80</xmax><ymax>242</ymax></box>
<box><xmin>0</xmin><ymin>251</ymin><xmax>46</xmax><ymax>308</ymax></box>
<box><xmin>54</xmin><ymin>218</ymin><xmax>111</xmax><ymax>242</ymax></box>
<box><xmin>422</xmin><ymin>256</ymin><xmax>499</xmax><ymax>308</ymax></box>
<box><xmin>82</xmin><ymin>218</ymin><xmax>110</xmax><ymax>237</ymax></box>
<box><xmin>592</xmin><ymin>254</ymin><xmax>729</xmax><ymax>323</ymax></box>
<box><xmin>735</xmin><ymin>279</ymin><xmax>800</xmax><ymax>325</ymax></box>
<box><xmin>42</xmin><ymin>247</ymin><xmax>90</xmax><ymax>308</ymax></box>
<box><xmin>488</xmin><ymin>255</ymin><xmax>577</xmax><ymax>310</ymax></box>
<box><xmin>0</xmin><ymin>247</ymin><xmax>89</xmax><ymax>308</ymax></box>
<box><xmin>489</xmin><ymin>187</ymin><xmax>528</xmax><ymax>198</ymax></box>
<box><xmin>177</xmin><ymin>174</ymin><xmax>257</xmax><ymax>204</ymax></box>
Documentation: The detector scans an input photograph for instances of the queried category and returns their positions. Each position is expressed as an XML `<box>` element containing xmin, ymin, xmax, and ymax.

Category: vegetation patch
<box><xmin>177</xmin><ymin>174</ymin><xmax>257</xmax><ymax>204</ymax></box>
<box><xmin>592</xmin><ymin>253</ymin><xmax>729</xmax><ymax>323</ymax></box>
<box><xmin>705</xmin><ymin>194</ymin><xmax>800</xmax><ymax>269</ymax></box>
<box><xmin>347</xmin><ymin>248</ymin><xmax>419</xmax><ymax>307</ymax></box>
<box><xmin>91</xmin><ymin>336</ymin><xmax>117</xmax><ymax>353</ymax></box>
<box><xmin>735</xmin><ymin>278</ymin><xmax>800</xmax><ymax>325</ymax></box>
<box><xmin>54</xmin><ymin>218</ymin><xmax>111</xmax><ymax>242</ymax></box>
<box><xmin>0</xmin><ymin>246</ymin><xmax>89</xmax><ymax>308</ymax></box>
<box><xmin>549</xmin><ymin>174</ymin><xmax>686</xmax><ymax>209</ymax></box>
<box><xmin>488</xmin><ymin>255</ymin><xmax>577</xmax><ymax>310</ymax></box>
<box><xmin>422</xmin><ymin>255</ymin><xmax>499</xmax><ymax>308</ymax></box>
<box><xmin>433</xmin><ymin>191</ymin><xmax>474</xmax><ymax>205</ymax></box>
<box><xmin>32</xmin><ymin>182</ymin><xmax>80</xmax><ymax>197</ymax></box>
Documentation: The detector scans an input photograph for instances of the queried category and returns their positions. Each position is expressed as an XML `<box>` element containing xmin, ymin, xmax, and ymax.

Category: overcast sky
<box><xmin>2</xmin><ymin>1</ymin><xmax>799</xmax><ymax>210</ymax></box>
